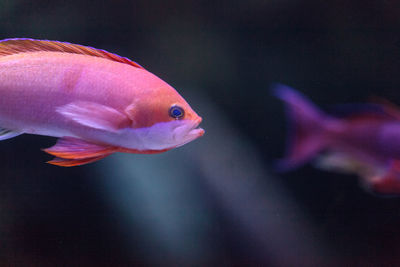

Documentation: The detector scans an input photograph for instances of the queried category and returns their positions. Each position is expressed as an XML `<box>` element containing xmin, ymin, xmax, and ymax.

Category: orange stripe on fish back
<box><xmin>0</xmin><ymin>38</ymin><xmax>143</xmax><ymax>69</ymax></box>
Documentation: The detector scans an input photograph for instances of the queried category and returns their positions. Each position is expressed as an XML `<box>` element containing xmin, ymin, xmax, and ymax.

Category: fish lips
<box><xmin>190</xmin><ymin>116</ymin><xmax>205</xmax><ymax>137</ymax></box>
<box><xmin>174</xmin><ymin>117</ymin><xmax>204</xmax><ymax>147</ymax></box>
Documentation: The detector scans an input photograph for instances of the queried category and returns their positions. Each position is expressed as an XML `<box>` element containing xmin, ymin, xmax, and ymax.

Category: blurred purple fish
<box><xmin>274</xmin><ymin>84</ymin><xmax>400</xmax><ymax>195</ymax></box>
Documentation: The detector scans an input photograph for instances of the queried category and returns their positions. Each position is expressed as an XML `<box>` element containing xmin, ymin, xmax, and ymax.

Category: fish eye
<box><xmin>169</xmin><ymin>105</ymin><xmax>184</xmax><ymax>119</ymax></box>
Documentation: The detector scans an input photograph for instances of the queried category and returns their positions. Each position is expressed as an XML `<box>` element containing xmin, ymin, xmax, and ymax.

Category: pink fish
<box><xmin>274</xmin><ymin>84</ymin><xmax>400</xmax><ymax>195</ymax></box>
<box><xmin>0</xmin><ymin>38</ymin><xmax>204</xmax><ymax>166</ymax></box>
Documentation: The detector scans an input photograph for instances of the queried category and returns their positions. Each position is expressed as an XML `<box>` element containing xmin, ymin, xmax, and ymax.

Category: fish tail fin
<box><xmin>272</xmin><ymin>84</ymin><xmax>330</xmax><ymax>171</ymax></box>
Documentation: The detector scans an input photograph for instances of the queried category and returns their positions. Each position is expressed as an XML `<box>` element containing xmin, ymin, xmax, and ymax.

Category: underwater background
<box><xmin>1</xmin><ymin>0</ymin><xmax>400</xmax><ymax>266</ymax></box>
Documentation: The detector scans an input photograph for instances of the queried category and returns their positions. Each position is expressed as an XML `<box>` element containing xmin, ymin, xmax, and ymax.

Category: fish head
<box><xmin>124</xmin><ymin>86</ymin><xmax>204</xmax><ymax>151</ymax></box>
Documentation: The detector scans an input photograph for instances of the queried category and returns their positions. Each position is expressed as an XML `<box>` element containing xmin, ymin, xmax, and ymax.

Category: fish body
<box><xmin>0</xmin><ymin>39</ymin><xmax>204</xmax><ymax>166</ymax></box>
<box><xmin>275</xmin><ymin>84</ymin><xmax>400</xmax><ymax>194</ymax></box>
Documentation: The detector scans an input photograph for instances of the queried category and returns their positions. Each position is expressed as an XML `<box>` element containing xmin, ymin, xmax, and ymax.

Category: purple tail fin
<box><xmin>273</xmin><ymin>84</ymin><xmax>329</xmax><ymax>171</ymax></box>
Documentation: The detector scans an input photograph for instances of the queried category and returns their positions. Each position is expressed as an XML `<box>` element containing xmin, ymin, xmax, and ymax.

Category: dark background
<box><xmin>1</xmin><ymin>0</ymin><xmax>400</xmax><ymax>266</ymax></box>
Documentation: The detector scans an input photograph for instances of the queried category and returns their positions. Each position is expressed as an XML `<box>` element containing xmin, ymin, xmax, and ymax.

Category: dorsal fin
<box><xmin>0</xmin><ymin>38</ymin><xmax>144</xmax><ymax>69</ymax></box>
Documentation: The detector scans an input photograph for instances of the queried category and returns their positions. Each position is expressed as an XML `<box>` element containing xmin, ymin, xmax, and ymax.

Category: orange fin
<box><xmin>43</xmin><ymin>137</ymin><xmax>116</xmax><ymax>160</ymax></box>
<box><xmin>0</xmin><ymin>38</ymin><xmax>143</xmax><ymax>69</ymax></box>
<box><xmin>47</xmin><ymin>154</ymin><xmax>110</xmax><ymax>167</ymax></box>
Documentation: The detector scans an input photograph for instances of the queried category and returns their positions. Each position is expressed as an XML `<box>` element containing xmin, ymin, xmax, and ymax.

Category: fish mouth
<box><xmin>189</xmin><ymin>117</ymin><xmax>205</xmax><ymax>137</ymax></box>
<box><xmin>190</xmin><ymin>128</ymin><xmax>205</xmax><ymax>138</ymax></box>
<box><xmin>172</xmin><ymin>116</ymin><xmax>204</xmax><ymax>148</ymax></box>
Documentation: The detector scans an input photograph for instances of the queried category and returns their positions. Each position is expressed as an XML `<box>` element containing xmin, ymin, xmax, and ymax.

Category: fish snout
<box><xmin>193</xmin><ymin>116</ymin><xmax>202</xmax><ymax>128</ymax></box>
<box><xmin>190</xmin><ymin>116</ymin><xmax>204</xmax><ymax>137</ymax></box>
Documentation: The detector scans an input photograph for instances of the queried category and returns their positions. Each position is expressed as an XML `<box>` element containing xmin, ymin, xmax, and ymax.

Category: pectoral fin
<box><xmin>0</xmin><ymin>128</ymin><xmax>22</xmax><ymax>140</ymax></box>
<box><xmin>56</xmin><ymin>101</ymin><xmax>131</xmax><ymax>132</ymax></box>
<box><xmin>43</xmin><ymin>137</ymin><xmax>117</xmax><ymax>167</ymax></box>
